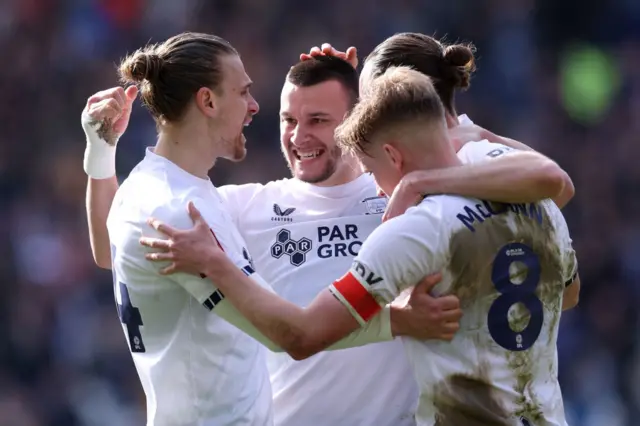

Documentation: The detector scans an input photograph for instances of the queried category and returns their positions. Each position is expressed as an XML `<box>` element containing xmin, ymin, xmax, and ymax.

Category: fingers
<box><xmin>309</xmin><ymin>46</ymin><xmax>322</xmax><ymax>56</ymax></box>
<box><xmin>124</xmin><ymin>85</ymin><xmax>138</xmax><ymax>103</ymax></box>
<box><xmin>187</xmin><ymin>201</ymin><xmax>205</xmax><ymax>226</ymax></box>
<box><xmin>139</xmin><ymin>237</ymin><xmax>172</xmax><ymax>250</ymax></box>
<box><xmin>345</xmin><ymin>46</ymin><xmax>358</xmax><ymax>68</ymax></box>
<box><xmin>145</xmin><ymin>251</ymin><xmax>174</xmax><ymax>262</ymax></box>
<box><xmin>433</xmin><ymin>294</ymin><xmax>461</xmax><ymax>311</ymax></box>
<box><xmin>86</xmin><ymin>86</ymin><xmax>126</xmax><ymax>108</ymax></box>
<box><xmin>160</xmin><ymin>264</ymin><xmax>176</xmax><ymax>275</ymax></box>
<box><xmin>146</xmin><ymin>217</ymin><xmax>176</xmax><ymax>237</ymax></box>
<box><xmin>86</xmin><ymin>98</ymin><xmax>123</xmax><ymax>121</ymax></box>
<box><xmin>440</xmin><ymin>307</ymin><xmax>463</xmax><ymax>323</ymax></box>
<box><xmin>415</xmin><ymin>272</ymin><xmax>443</xmax><ymax>293</ymax></box>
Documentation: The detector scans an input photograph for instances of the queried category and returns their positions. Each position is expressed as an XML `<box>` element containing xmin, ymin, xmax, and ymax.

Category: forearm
<box><xmin>205</xmin><ymin>263</ymin><xmax>320</xmax><ymax>359</ymax></box>
<box><xmin>488</xmin><ymin>133</ymin><xmax>535</xmax><ymax>152</ymax></box>
<box><xmin>326</xmin><ymin>307</ymin><xmax>392</xmax><ymax>350</ymax></box>
<box><xmin>86</xmin><ymin>176</ymin><xmax>119</xmax><ymax>269</ymax></box>
<box><xmin>408</xmin><ymin>151</ymin><xmax>566</xmax><ymax>204</ymax></box>
<box><xmin>482</xmin><ymin>132</ymin><xmax>575</xmax><ymax>208</ymax></box>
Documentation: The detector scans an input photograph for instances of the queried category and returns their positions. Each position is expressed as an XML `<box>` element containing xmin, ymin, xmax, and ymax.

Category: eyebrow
<box><xmin>280</xmin><ymin>111</ymin><xmax>332</xmax><ymax>117</ymax></box>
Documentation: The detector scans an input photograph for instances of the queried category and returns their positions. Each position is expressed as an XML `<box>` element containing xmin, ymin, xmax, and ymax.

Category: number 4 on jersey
<box><xmin>117</xmin><ymin>282</ymin><xmax>146</xmax><ymax>353</ymax></box>
<box><xmin>111</xmin><ymin>246</ymin><xmax>146</xmax><ymax>353</ymax></box>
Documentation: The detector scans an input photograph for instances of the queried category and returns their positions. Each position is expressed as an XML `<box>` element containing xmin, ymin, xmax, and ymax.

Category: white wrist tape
<box><xmin>82</xmin><ymin>111</ymin><xmax>118</xmax><ymax>179</ymax></box>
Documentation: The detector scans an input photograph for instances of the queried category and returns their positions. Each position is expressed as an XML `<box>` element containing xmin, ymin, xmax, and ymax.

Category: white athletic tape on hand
<box><xmin>82</xmin><ymin>110</ymin><xmax>118</xmax><ymax>179</ymax></box>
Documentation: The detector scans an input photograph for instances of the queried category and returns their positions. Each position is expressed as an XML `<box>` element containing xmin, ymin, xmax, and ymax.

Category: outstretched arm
<box><xmin>140</xmin><ymin>202</ymin><xmax>462</xmax><ymax>359</ymax></box>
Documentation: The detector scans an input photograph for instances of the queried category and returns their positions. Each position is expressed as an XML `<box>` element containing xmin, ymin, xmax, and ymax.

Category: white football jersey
<box><xmin>330</xmin><ymin>192</ymin><xmax>577</xmax><ymax>424</ymax></box>
<box><xmin>219</xmin><ymin>174</ymin><xmax>419</xmax><ymax>426</ymax></box>
<box><xmin>107</xmin><ymin>149</ymin><xmax>274</xmax><ymax>426</ymax></box>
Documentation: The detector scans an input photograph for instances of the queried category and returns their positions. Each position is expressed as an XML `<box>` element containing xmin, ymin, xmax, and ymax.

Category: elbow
<box><xmin>554</xmin><ymin>171</ymin><xmax>575</xmax><ymax>209</ymax></box>
<box><xmin>536</xmin><ymin>160</ymin><xmax>569</xmax><ymax>200</ymax></box>
<box><xmin>280</xmin><ymin>328</ymin><xmax>323</xmax><ymax>361</ymax></box>
<box><xmin>286</xmin><ymin>337</ymin><xmax>322</xmax><ymax>361</ymax></box>
<box><xmin>93</xmin><ymin>252</ymin><xmax>112</xmax><ymax>270</ymax></box>
<box><xmin>562</xmin><ymin>293</ymin><xmax>579</xmax><ymax>311</ymax></box>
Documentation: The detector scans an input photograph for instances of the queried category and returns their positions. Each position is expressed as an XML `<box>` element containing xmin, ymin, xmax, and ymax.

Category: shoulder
<box><xmin>218</xmin><ymin>178</ymin><xmax>294</xmax><ymax>204</ymax></box>
<box><xmin>457</xmin><ymin>140</ymin><xmax>514</xmax><ymax>164</ymax></box>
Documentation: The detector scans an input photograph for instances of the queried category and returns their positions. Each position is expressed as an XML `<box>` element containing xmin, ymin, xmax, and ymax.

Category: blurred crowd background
<box><xmin>0</xmin><ymin>0</ymin><xmax>638</xmax><ymax>424</ymax></box>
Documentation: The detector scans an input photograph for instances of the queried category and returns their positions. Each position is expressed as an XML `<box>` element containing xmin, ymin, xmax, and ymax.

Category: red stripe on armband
<box><xmin>333</xmin><ymin>272</ymin><xmax>381</xmax><ymax>322</ymax></box>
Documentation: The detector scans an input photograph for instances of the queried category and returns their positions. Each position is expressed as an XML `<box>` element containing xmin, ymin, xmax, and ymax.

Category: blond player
<box><xmin>141</xmin><ymin>67</ymin><xmax>580</xmax><ymax>425</ymax></box>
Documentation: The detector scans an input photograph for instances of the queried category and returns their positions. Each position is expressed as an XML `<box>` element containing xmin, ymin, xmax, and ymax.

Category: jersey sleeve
<box><xmin>217</xmin><ymin>183</ymin><xmax>264</xmax><ymax>227</ymax></box>
<box><xmin>329</xmin><ymin>201</ymin><xmax>448</xmax><ymax>325</ymax></box>
<box><xmin>544</xmin><ymin>201</ymin><xmax>578</xmax><ymax>285</ymax></box>
<box><xmin>141</xmin><ymin>196</ymin><xmax>261</xmax><ymax>304</ymax></box>
<box><xmin>457</xmin><ymin>140</ymin><xmax>516</xmax><ymax>164</ymax></box>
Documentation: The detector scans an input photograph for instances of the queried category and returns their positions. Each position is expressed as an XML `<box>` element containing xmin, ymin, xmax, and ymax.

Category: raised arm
<box><xmin>82</xmin><ymin>86</ymin><xmax>138</xmax><ymax>268</ymax></box>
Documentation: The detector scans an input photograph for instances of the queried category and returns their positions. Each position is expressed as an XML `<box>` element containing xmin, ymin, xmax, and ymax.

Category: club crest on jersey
<box><xmin>270</xmin><ymin>229</ymin><xmax>312</xmax><ymax>267</ymax></box>
<box><xmin>362</xmin><ymin>196</ymin><xmax>387</xmax><ymax>215</ymax></box>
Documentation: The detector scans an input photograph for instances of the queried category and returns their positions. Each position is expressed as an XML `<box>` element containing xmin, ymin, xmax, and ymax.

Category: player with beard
<box><xmin>87</xmin><ymin>32</ymin><xmax>453</xmax><ymax>426</ymax></box>
<box><xmin>301</xmin><ymin>35</ymin><xmax>575</xmax><ymax>218</ymax></box>
<box><xmin>143</xmin><ymin>66</ymin><xmax>579</xmax><ymax>426</ymax></box>
<box><xmin>87</xmin><ymin>54</ymin><xmax>573</xmax><ymax>425</ymax></box>
<box><xmin>85</xmin><ymin>32</ymin><xmax>274</xmax><ymax>426</ymax></box>
<box><xmin>84</xmin><ymin>36</ymin><xmax>468</xmax><ymax>426</ymax></box>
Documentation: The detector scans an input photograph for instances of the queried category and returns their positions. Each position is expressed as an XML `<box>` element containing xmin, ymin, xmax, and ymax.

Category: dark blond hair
<box><xmin>336</xmin><ymin>66</ymin><xmax>445</xmax><ymax>156</ymax></box>
<box><xmin>118</xmin><ymin>32</ymin><xmax>237</xmax><ymax>123</ymax></box>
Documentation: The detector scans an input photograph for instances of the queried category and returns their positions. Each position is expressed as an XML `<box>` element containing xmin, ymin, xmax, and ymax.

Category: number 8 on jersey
<box><xmin>488</xmin><ymin>243</ymin><xmax>544</xmax><ymax>352</ymax></box>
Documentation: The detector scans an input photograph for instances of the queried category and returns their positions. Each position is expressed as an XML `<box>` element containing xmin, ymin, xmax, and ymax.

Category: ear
<box><xmin>195</xmin><ymin>87</ymin><xmax>217</xmax><ymax>118</ymax></box>
<box><xmin>382</xmin><ymin>143</ymin><xmax>403</xmax><ymax>173</ymax></box>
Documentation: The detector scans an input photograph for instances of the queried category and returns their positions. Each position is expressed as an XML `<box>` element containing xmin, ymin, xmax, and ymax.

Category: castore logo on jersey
<box><xmin>271</xmin><ymin>203</ymin><xmax>296</xmax><ymax>222</ymax></box>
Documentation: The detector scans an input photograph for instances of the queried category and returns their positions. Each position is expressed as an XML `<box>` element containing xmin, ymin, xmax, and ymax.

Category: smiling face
<box><xmin>279</xmin><ymin>79</ymin><xmax>355</xmax><ymax>185</ymax></box>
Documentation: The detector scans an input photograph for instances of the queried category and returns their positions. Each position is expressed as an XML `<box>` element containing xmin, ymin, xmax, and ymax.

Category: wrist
<box><xmin>84</xmin><ymin>141</ymin><xmax>117</xmax><ymax>179</ymax></box>
<box><xmin>389</xmin><ymin>304</ymin><xmax>408</xmax><ymax>337</ymax></box>
<box><xmin>404</xmin><ymin>170</ymin><xmax>434</xmax><ymax>198</ymax></box>
<box><xmin>202</xmin><ymin>249</ymin><xmax>235</xmax><ymax>279</ymax></box>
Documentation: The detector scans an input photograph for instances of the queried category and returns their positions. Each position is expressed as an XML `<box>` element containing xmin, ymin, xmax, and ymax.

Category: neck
<box><xmin>408</xmin><ymin>137</ymin><xmax>463</xmax><ymax>173</ymax></box>
<box><xmin>313</xmin><ymin>154</ymin><xmax>363</xmax><ymax>187</ymax></box>
<box><xmin>154</xmin><ymin>122</ymin><xmax>217</xmax><ymax>179</ymax></box>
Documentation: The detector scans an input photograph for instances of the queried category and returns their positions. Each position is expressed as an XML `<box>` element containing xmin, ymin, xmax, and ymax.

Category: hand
<box><xmin>382</xmin><ymin>174</ymin><xmax>424</xmax><ymax>222</ymax></box>
<box><xmin>391</xmin><ymin>273</ymin><xmax>462</xmax><ymax>341</ymax></box>
<box><xmin>82</xmin><ymin>86</ymin><xmax>138</xmax><ymax>146</ymax></box>
<box><xmin>139</xmin><ymin>202</ymin><xmax>223</xmax><ymax>275</ymax></box>
<box><xmin>448</xmin><ymin>123</ymin><xmax>492</xmax><ymax>151</ymax></box>
<box><xmin>300</xmin><ymin>43</ymin><xmax>358</xmax><ymax>69</ymax></box>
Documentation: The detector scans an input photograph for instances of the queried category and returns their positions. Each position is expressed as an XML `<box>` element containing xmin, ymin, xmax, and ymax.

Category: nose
<box><xmin>290</xmin><ymin>123</ymin><xmax>309</xmax><ymax>147</ymax></box>
<box><xmin>248</xmin><ymin>94</ymin><xmax>259</xmax><ymax>115</ymax></box>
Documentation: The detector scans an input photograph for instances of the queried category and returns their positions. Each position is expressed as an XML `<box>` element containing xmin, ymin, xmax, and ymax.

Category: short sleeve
<box><xmin>143</xmin><ymin>196</ymin><xmax>262</xmax><ymax>305</ymax></box>
<box><xmin>329</xmin><ymin>200</ymin><xmax>448</xmax><ymax>325</ymax></box>
<box><xmin>217</xmin><ymin>183</ymin><xmax>264</xmax><ymax>226</ymax></box>
<box><xmin>457</xmin><ymin>140</ymin><xmax>516</xmax><ymax>165</ymax></box>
